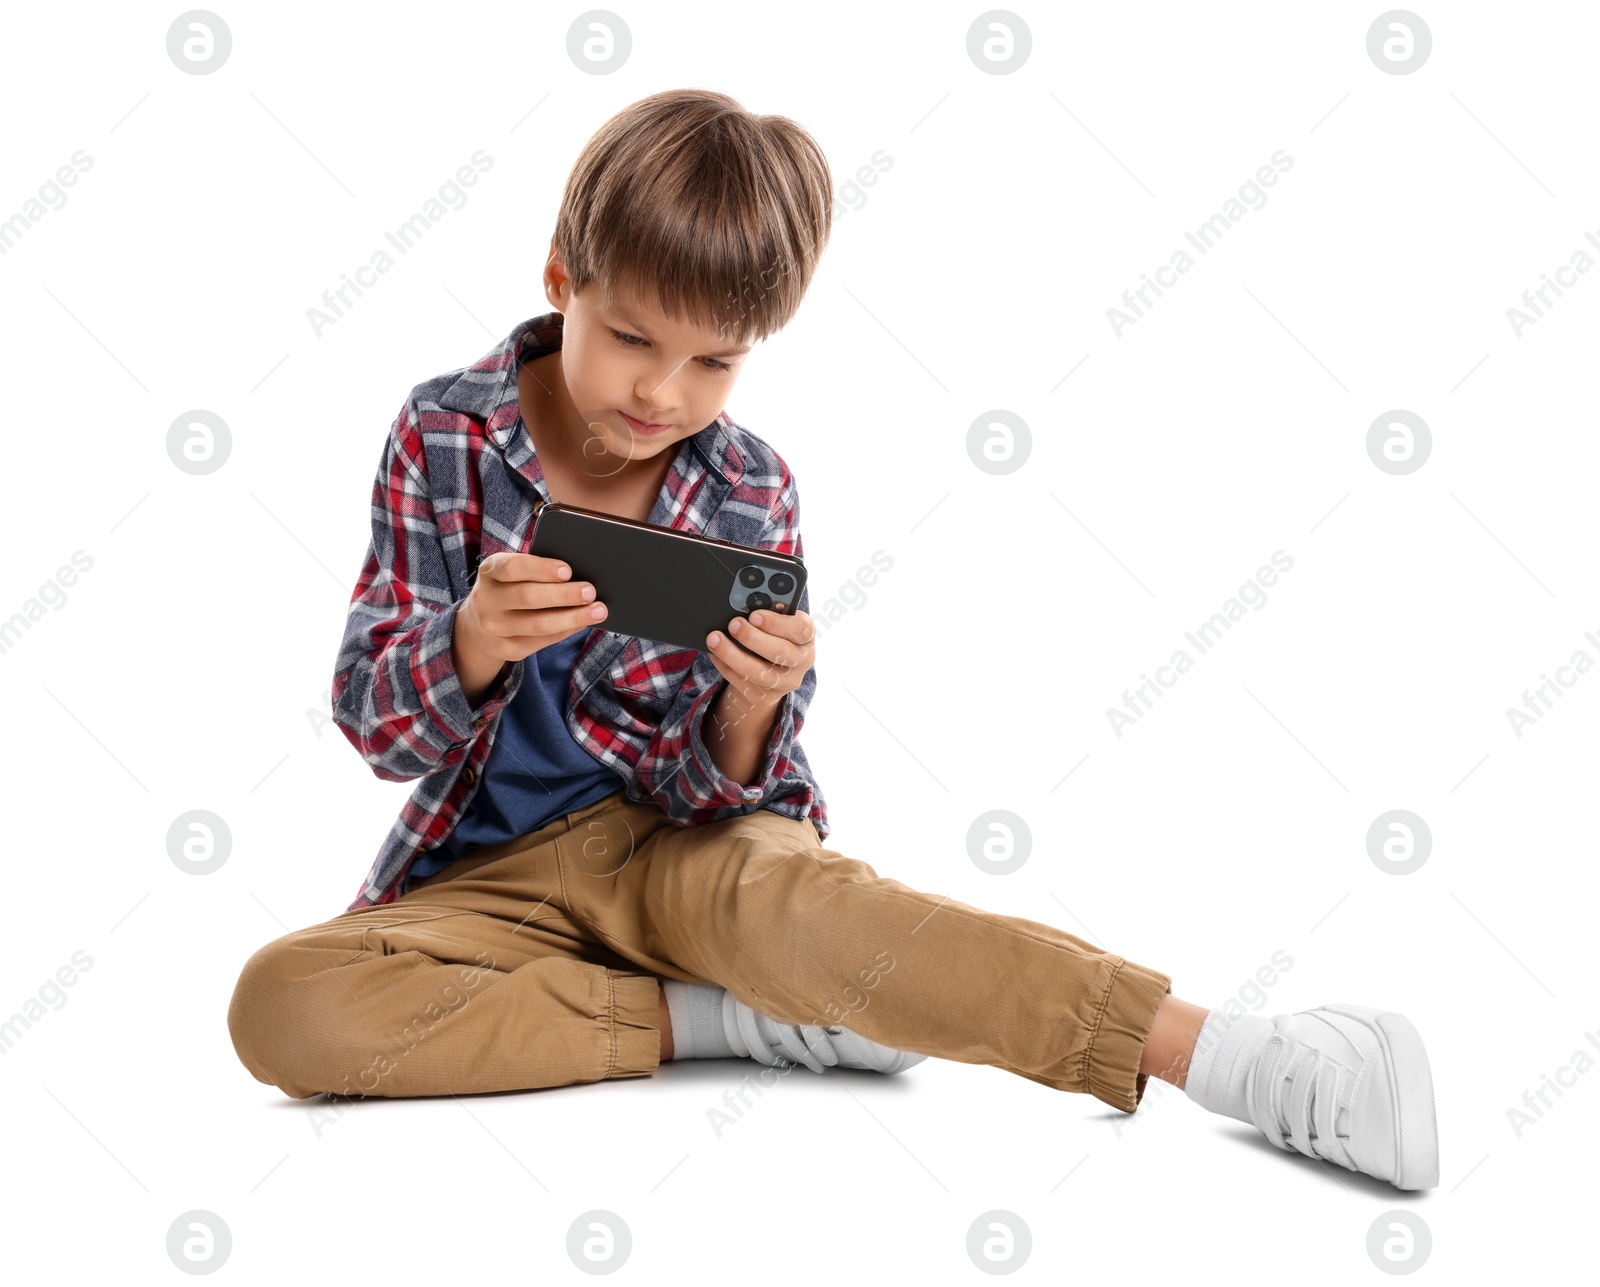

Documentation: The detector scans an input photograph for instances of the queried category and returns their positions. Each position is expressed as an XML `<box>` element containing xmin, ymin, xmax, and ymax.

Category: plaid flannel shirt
<box><xmin>333</xmin><ymin>312</ymin><xmax>828</xmax><ymax>911</ymax></box>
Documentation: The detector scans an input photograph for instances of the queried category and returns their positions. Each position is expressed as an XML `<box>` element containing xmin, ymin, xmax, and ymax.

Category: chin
<box><xmin>626</xmin><ymin>430</ymin><xmax>685</xmax><ymax>455</ymax></box>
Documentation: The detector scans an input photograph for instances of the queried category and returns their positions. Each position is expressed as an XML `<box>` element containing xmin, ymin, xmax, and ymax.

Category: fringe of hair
<box><xmin>551</xmin><ymin>89</ymin><xmax>833</xmax><ymax>346</ymax></box>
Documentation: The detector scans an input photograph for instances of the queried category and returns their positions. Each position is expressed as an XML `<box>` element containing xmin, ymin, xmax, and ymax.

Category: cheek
<box><xmin>565</xmin><ymin>345</ymin><xmax>624</xmax><ymax>411</ymax></box>
<box><xmin>694</xmin><ymin>370</ymin><xmax>735</xmax><ymax>410</ymax></box>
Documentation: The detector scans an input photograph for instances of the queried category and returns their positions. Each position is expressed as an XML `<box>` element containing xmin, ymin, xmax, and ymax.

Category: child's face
<box><xmin>545</xmin><ymin>257</ymin><xmax>753</xmax><ymax>468</ymax></box>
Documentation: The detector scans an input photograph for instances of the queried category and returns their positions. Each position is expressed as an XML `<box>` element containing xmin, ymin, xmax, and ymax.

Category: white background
<box><xmin>2</xmin><ymin>0</ymin><xmax>1595</xmax><ymax>1280</ymax></box>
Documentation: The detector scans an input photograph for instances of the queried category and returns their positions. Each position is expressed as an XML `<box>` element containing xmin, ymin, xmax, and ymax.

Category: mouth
<box><xmin>619</xmin><ymin>412</ymin><xmax>673</xmax><ymax>436</ymax></box>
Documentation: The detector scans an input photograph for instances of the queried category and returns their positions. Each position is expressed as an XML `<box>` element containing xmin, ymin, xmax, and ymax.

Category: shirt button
<box><xmin>462</xmin><ymin>765</ymin><xmax>477</xmax><ymax>785</ymax></box>
<box><xmin>471</xmin><ymin>716</ymin><xmax>488</xmax><ymax>731</ymax></box>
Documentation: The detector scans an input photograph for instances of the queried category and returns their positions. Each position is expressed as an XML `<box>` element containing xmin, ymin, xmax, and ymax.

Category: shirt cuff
<box><xmin>411</xmin><ymin>600</ymin><xmax>519</xmax><ymax>748</ymax></box>
<box><xmin>681</xmin><ymin>682</ymin><xmax>796</xmax><ymax>808</ymax></box>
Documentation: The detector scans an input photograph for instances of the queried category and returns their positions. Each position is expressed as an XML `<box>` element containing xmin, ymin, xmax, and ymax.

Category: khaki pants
<box><xmin>227</xmin><ymin>789</ymin><xmax>1172</xmax><ymax>1111</ymax></box>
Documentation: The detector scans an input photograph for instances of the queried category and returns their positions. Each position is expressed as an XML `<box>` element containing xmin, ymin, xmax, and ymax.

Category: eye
<box><xmin>608</xmin><ymin>328</ymin><xmax>734</xmax><ymax>373</ymax></box>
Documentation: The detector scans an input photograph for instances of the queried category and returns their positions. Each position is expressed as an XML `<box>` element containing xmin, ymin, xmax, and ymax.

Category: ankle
<box><xmin>659</xmin><ymin>979</ymin><xmax>737</xmax><ymax>1060</ymax></box>
<box><xmin>658</xmin><ymin>983</ymin><xmax>675</xmax><ymax>1061</ymax></box>
<box><xmin>1138</xmin><ymin>995</ymin><xmax>1211</xmax><ymax>1089</ymax></box>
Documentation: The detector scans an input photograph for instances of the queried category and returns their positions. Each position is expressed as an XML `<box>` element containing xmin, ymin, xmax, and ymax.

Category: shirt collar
<box><xmin>439</xmin><ymin>311</ymin><xmax>745</xmax><ymax>488</ymax></box>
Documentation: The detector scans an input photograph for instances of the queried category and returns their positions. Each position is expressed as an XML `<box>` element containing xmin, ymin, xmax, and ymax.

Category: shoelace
<box><xmin>729</xmin><ymin>1000</ymin><xmax>846</xmax><ymax>1074</ymax></box>
<box><xmin>1255</xmin><ymin>1034</ymin><xmax>1359</xmax><ymax>1172</ymax></box>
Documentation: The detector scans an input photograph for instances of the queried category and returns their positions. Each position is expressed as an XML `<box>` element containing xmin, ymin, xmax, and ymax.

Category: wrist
<box><xmin>714</xmin><ymin>681</ymin><xmax>781</xmax><ymax>724</ymax></box>
<box><xmin>452</xmin><ymin>604</ymin><xmax>505</xmax><ymax>709</ymax></box>
<box><xmin>705</xmin><ymin>683</ymin><xmax>785</xmax><ymax>790</ymax></box>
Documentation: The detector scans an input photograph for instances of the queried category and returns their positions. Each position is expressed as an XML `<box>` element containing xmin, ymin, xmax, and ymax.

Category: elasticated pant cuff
<box><xmin>608</xmin><ymin>972</ymin><xmax>663</xmax><ymax>1078</ymax></box>
<box><xmin>1086</xmin><ymin>958</ymin><xmax>1173</xmax><ymax>1113</ymax></box>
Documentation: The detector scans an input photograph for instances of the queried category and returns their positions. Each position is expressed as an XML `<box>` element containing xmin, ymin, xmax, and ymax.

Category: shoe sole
<box><xmin>815</xmin><ymin>1027</ymin><xmax>928</xmax><ymax>1075</ymax></box>
<box><xmin>874</xmin><ymin>1050</ymin><xmax>929</xmax><ymax>1075</ymax></box>
<box><xmin>1325</xmin><ymin>1004</ymin><xmax>1440</xmax><ymax>1190</ymax></box>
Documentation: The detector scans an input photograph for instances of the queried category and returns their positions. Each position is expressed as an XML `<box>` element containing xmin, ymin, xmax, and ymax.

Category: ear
<box><xmin>543</xmin><ymin>243</ymin><xmax>571</xmax><ymax>310</ymax></box>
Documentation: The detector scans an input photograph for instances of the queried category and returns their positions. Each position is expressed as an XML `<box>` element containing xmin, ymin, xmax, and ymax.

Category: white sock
<box><xmin>661</xmin><ymin>980</ymin><xmax>736</xmax><ymax>1060</ymax></box>
<box><xmin>1184</xmin><ymin>1010</ymin><xmax>1274</xmax><ymax>1125</ymax></box>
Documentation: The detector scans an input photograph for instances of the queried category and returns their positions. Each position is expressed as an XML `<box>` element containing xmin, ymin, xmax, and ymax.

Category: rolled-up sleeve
<box><xmin>330</xmin><ymin>398</ymin><xmax>517</xmax><ymax>782</ymax></box>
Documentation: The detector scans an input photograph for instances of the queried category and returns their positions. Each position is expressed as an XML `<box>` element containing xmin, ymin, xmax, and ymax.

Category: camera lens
<box><xmin>768</xmin><ymin>572</ymin><xmax>794</xmax><ymax>595</ymax></box>
<box><xmin>745</xmin><ymin>591</ymin><xmax>772</xmax><ymax>611</ymax></box>
<box><xmin>738</xmin><ymin>565</ymin><xmax>765</xmax><ymax>587</ymax></box>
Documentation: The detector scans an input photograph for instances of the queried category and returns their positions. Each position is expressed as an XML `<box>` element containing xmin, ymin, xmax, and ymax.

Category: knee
<box><xmin>227</xmin><ymin>935</ymin><xmax>348</xmax><ymax>1099</ymax></box>
<box><xmin>227</xmin><ymin>939</ymin><xmax>291</xmax><ymax>1085</ymax></box>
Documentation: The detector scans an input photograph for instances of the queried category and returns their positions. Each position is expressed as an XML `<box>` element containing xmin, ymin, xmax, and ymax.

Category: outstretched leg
<box><xmin>562</xmin><ymin>795</ymin><xmax>1440</xmax><ymax>1188</ymax></box>
<box><xmin>557</xmin><ymin>796</ymin><xmax>1173</xmax><ymax>1112</ymax></box>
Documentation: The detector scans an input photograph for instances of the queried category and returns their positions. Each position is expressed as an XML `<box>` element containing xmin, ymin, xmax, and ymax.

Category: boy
<box><xmin>227</xmin><ymin>89</ymin><xmax>1440</xmax><ymax>1190</ymax></box>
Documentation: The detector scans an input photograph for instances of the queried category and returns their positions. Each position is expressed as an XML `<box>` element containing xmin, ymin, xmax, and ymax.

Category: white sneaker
<box><xmin>723</xmin><ymin>993</ymin><xmax>929</xmax><ymax>1075</ymax></box>
<box><xmin>1248</xmin><ymin>1003</ymin><xmax>1440</xmax><ymax>1190</ymax></box>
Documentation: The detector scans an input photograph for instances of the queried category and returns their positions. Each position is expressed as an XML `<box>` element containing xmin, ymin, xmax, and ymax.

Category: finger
<box><xmin>475</xmin><ymin>620</ymin><xmax>588</xmax><ymax>661</ymax></box>
<box><xmin>504</xmin><ymin>577</ymin><xmax>599</xmax><ymax>612</ymax></box>
<box><xmin>742</xmin><ymin>605</ymin><xmax>806</xmax><ymax>640</ymax></box>
<box><xmin>480</xmin><ymin>552</ymin><xmax>574</xmax><ymax>583</ymax></box>
<box><xmin>708</xmin><ymin>625</ymin><xmax>788</xmax><ymax>686</ymax></box>
<box><xmin>534</xmin><ymin>601</ymin><xmax>609</xmax><ymax>630</ymax></box>
<box><xmin>705</xmin><ymin>643</ymin><xmax>770</xmax><ymax>700</ymax></box>
<box><xmin>703</xmin><ymin>645</ymin><xmax>739</xmax><ymax>688</ymax></box>
<box><xmin>488</xmin><ymin>601</ymin><xmax>608</xmax><ymax>638</ymax></box>
<box><xmin>707</xmin><ymin>625</ymin><xmax>755</xmax><ymax>670</ymax></box>
<box><xmin>741</xmin><ymin>609</ymin><xmax>814</xmax><ymax>648</ymax></box>
<box><xmin>745</xmin><ymin>611</ymin><xmax>806</xmax><ymax>653</ymax></box>
<box><xmin>495</xmin><ymin>629</ymin><xmax>578</xmax><ymax>654</ymax></box>
<box><xmin>727</xmin><ymin>614</ymin><xmax>804</xmax><ymax>668</ymax></box>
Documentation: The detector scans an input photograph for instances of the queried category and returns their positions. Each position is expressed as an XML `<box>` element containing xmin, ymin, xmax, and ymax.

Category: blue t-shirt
<box><xmin>402</xmin><ymin>628</ymin><xmax>624</xmax><ymax>895</ymax></box>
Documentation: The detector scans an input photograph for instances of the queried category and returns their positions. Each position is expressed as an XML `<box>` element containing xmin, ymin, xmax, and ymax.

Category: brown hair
<box><xmin>551</xmin><ymin>89</ymin><xmax>832</xmax><ymax>347</ymax></box>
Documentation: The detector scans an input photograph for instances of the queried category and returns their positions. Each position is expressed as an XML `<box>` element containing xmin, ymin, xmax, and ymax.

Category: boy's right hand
<box><xmin>457</xmin><ymin>552</ymin><xmax>609</xmax><ymax>666</ymax></box>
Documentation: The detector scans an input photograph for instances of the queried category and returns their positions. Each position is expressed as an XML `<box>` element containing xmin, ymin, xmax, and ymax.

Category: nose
<box><xmin>635</xmin><ymin>362</ymin><xmax>687</xmax><ymax>419</ymax></box>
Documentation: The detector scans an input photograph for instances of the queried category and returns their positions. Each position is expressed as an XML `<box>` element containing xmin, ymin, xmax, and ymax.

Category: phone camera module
<box><xmin>729</xmin><ymin>562</ymin><xmax>799</xmax><ymax>615</ymax></box>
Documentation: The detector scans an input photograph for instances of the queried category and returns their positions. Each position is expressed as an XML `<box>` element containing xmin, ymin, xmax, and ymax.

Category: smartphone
<box><xmin>526</xmin><ymin>499</ymin><xmax>808</xmax><ymax>654</ymax></box>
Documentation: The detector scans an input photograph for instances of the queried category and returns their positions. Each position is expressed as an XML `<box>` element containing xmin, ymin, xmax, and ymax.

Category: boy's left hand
<box><xmin>706</xmin><ymin>608</ymin><xmax>815</xmax><ymax>709</ymax></box>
